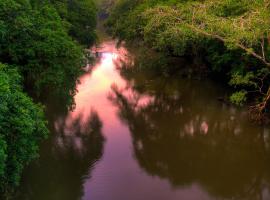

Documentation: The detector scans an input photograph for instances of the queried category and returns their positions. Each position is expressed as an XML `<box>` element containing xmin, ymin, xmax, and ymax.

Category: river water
<box><xmin>14</xmin><ymin>40</ymin><xmax>270</xmax><ymax>200</ymax></box>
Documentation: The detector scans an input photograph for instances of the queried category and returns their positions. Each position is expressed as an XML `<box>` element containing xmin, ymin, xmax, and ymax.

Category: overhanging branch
<box><xmin>185</xmin><ymin>24</ymin><xmax>270</xmax><ymax>67</ymax></box>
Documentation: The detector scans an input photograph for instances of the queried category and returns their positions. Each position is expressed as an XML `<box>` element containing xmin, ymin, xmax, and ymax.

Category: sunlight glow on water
<box><xmin>60</xmin><ymin>42</ymin><xmax>127</xmax><ymax>135</ymax></box>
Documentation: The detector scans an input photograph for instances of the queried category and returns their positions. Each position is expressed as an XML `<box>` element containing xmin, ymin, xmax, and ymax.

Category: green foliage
<box><xmin>0</xmin><ymin>0</ymin><xmax>97</xmax><ymax>193</ymax></box>
<box><xmin>0</xmin><ymin>0</ymin><xmax>86</xmax><ymax>104</ymax></box>
<box><xmin>51</xmin><ymin>0</ymin><xmax>97</xmax><ymax>46</ymax></box>
<box><xmin>230</xmin><ymin>90</ymin><xmax>247</xmax><ymax>106</ymax></box>
<box><xmin>0</xmin><ymin>138</ymin><xmax>6</xmax><ymax>177</ymax></box>
<box><xmin>0</xmin><ymin>63</ymin><xmax>48</xmax><ymax>191</ymax></box>
<box><xmin>107</xmin><ymin>0</ymin><xmax>270</xmax><ymax>108</ymax></box>
<box><xmin>229</xmin><ymin>72</ymin><xmax>256</xmax><ymax>87</ymax></box>
<box><xmin>106</xmin><ymin>0</ymin><xmax>146</xmax><ymax>40</ymax></box>
<box><xmin>214</xmin><ymin>0</ymin><xmax>249</xmax><ymax>17</ymax></box>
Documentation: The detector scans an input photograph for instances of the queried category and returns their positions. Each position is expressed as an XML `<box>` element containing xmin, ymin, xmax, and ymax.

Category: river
<box><xmin>14</xmin><ymin>40</ymin><xmax>270</xmax><ymax>200</ymax></box>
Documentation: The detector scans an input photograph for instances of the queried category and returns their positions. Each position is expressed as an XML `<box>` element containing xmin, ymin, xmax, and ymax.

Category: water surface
<box><xmin>15</xmin><ymin>40</ymin><xmax>270</xmax><ymax>200</ymax></box>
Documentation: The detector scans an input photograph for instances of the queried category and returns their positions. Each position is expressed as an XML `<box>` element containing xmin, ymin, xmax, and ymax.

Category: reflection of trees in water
<box><xmin>13</xmin><ymin>110</ymin><xmax>104</xmax><ymax>200</ymax></box>
<box><xmin>109</xmin><ymin>73</ymin><xmax>270</xmax><ymax>199</ymax></box>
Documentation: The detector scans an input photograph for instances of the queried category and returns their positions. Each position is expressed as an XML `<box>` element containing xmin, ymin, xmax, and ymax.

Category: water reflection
<box><xmin>12</xmin><ymin>40</ymin><xmax>127</xmax><ymax>200</ymax></box>
<box><xmin>11</xmin><ymin>40</ymin><xmax>270</xmax><ymax>200</ymax></box>
<box><xmin>13</xmin><ymin>97</ymin><xmax>104</xmax><ymax>200</ymax></box>
<box><xmin>109</xmin><ymin>53</ymin><xmax>270</xmax><ymax>199</ymax></box>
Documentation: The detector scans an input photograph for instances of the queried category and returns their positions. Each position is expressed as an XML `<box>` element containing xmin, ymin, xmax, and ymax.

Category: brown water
<box><xmin>14</xmin><ymin>40</ymin><xmax>270</xmax><ymax>200</ymax></box>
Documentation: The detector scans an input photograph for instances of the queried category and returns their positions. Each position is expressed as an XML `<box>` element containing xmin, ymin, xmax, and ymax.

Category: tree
<box><xmin>51</xmin><ymin>0</ymin><xmax>97</xmax><ymax>46</ymax></box>
<box><xmin>0</xmin><ymin>63</ymin><xmax>48</xmax><ymax>193</ymax></box>
<box><xmin>107</xmin><ymin>0</ymin><xmax>270</xmax><ymax>121</ymax></box>
<box><xmin>0</xmin><ymin>0</ymin><xmax>98</xmax><ymax>195</ymax></box>
<box><xmin>0</xmin><ymin>0</ymin><xmax>84</xmax><ymax>105</ymax></box>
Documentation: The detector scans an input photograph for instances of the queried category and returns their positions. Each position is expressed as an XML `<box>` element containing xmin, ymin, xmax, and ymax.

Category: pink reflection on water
<box><xmin>54</xmin><ymin>41</ymin><xmax>133</xmax><ymax>142</ymax></box>
<box><xmin>82</xmin><ymin>41</ymin><xmax>211</xmax><ymax>200</ymax></box>
<box><xmin>52</xmin><ymin>40</ymin><xmax>226</xmax><ymax>200</ymax></box>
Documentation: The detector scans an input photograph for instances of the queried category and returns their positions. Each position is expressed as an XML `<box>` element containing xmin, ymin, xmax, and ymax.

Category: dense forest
<box><xmin>1</xmin><ymin>0</ymin><xmax>270</xmax><ymax>198</ymax></box>
<box><xmin>105</xmin><ymin>0</ymin><xmax>270</xmax><ymax>121</ymax></box>
<box><xmin>0</xmin><ymin>0</ymin><xmax>97</xmax><ymax>195</ymax></box>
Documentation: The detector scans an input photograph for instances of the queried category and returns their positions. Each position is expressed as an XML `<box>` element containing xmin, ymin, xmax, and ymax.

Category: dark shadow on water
<box><xmin>109</xmin><ymin>67</ymin><xmax>270</xmax><ymax>199</ymax></box>
<box><xmin>12</xmin><ymin>109</ymin><xmax>105</xmax><ymax>200</ymax></box>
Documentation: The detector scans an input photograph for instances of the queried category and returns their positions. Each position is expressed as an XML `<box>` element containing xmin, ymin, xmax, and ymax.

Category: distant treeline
<box><xmin>105</xmin><ymin>0</ymin><xmax>270</xmax><ymax>122</ymax></box>
<box><xmin>0</xmin><ymin>0</ymin><xmax>97</xmax><ymax>195</ymax></box>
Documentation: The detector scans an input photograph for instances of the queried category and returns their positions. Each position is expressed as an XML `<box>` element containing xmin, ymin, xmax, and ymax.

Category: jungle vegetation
<box><xmin>0</xmin><ymin>0</ymin><xmax>97</xmax><ymax>195</ymax></box>
<box><xmin>105</xmin><ymin>0</ymin><xmax>270</xmax><ymax>121</ymax></box>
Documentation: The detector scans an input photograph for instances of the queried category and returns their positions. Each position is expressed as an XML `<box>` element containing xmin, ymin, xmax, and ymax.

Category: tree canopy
<box><xmin>51</xmin><ymin>0</ymin><xmax>97</xmax><ymax>46</ymax></box>
<box><xmin>107</xmin><ymin>0</ymin><xmax>270</xmax><ymax>121</ymax></box>
<box><xmin>0</xmin><ymin>0</ymin><xmax>85</xmax><ymax>103</ymax></box>
<box><xmin>0</xmin><ymin>64</ymin><xmax>48</xmax><ymax>192</ymax></box>
<box><xmin>0</xmin><ymin>0</ymin><xmax>97</xmax><ymax>195</ymax></box>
